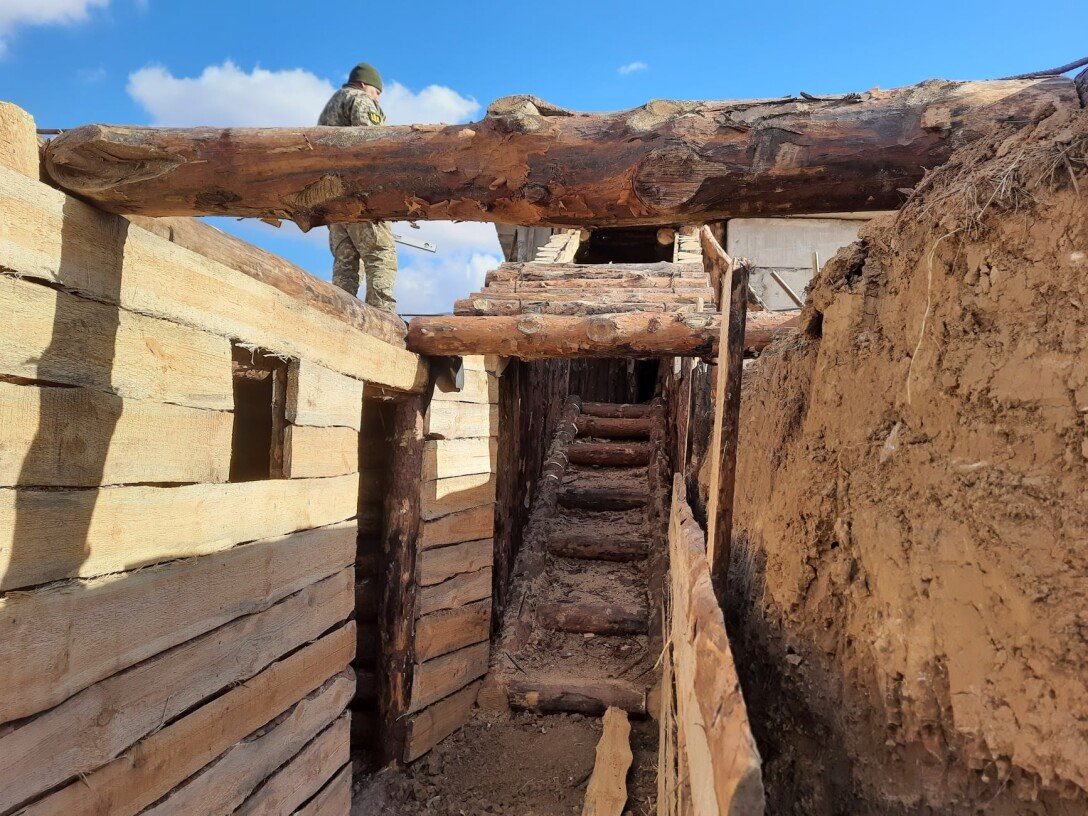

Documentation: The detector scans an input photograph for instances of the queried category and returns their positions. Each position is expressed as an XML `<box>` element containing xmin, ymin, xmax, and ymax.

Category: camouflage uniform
<box><xmin>318</xmin><ymin>86</ymin><xmax>397</xmax><ymax>312</ymax></box>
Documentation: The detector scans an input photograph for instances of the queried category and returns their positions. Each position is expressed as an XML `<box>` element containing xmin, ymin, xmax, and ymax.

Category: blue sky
<box><xmin>1</xmin><ymin>0</ymin><xmax>1083</xmax><ymax>313</ymax></box>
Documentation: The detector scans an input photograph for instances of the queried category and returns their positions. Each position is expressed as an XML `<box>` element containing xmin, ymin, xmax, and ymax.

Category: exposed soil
<box><xmin>352</xmin><ymin>710</ymin><xmax>658</xmax><ymax>816</ymax></box>
<box><xmin>727</xmin><ymin>103</ymin><xmax>1088</xmax><ymax>813</ymax></box>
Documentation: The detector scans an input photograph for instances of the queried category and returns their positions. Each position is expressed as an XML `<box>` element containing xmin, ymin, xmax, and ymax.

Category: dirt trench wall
<box><xmin>728</xmin><ymin>105</ymin><xmax>1088</xmax><ymax>814</ymax></box>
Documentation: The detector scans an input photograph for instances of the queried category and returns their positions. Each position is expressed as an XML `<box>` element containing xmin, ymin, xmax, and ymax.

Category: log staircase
<box><xmin>481</xmin><ymin>399</ymin><xmax>661</xmax><ymax>717</ymax></box>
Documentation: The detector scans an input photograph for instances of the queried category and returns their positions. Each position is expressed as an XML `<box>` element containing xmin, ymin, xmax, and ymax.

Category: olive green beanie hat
<box><xmin>348</xmin><ymin>62</ymin><xmax>382</xmax><ymax>91</ymax></box>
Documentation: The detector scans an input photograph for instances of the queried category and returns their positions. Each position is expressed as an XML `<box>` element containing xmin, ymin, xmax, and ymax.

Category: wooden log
<box><xmin>506</xmin><ymin>676</ymin><xmax>646</xmax><ymax>716</ymax></box>
<box><xmin>43</xmin><ymin>79</ymin><xmax>1075</xmax><ymax>227</ymax></box>
<box><xmin>454</xmin><ymin>298</ymin><xmax>675</xmax><ymax>317</ymax></box>
<box><xmin>458</xmin><ymin>290</ymin><xmax>712</xmax><ymax>305</ymax></box>
<box><xmin>420</xmin><ymin>503</ymin><xmax>495</xmax><ymax>549</ymax></box>
<box><xmin>582</xmin><ymin>707</ymin><xmax>633</xmax><ymax>816</ymax></box>
<box><xmin>485</xmin><ymin>261</ymin><xmax>705</xmax><ymax>284</ymax></box>
<box><xmin>403</xmin><ymin>680</ymin><xmax>482</xmax><ymax>763</ymax></box>
<box><xmin>0</xmin><ymin>569</ymin><xmax>353</xmax><ymax>813</ymax></box>
<box><xmin>419</xmin><ymin>538</ymin><xmax>493</xmax><ymax>587</ymax></box>
<box><xmin>0</xmin><ymin>382</ymin><xmax>232</xmax><ymax>487</ymax></box>
<box><xmin>378</xmin><ymin>396</ymin><xmax>425</xmax><ymax>766</ymax></box>
<box><xmin>0</xmin><ymin>272</ymin><xmax>233</xmax><ymax>411</ymax></box>
<box><xmin>284</xmin><ymin>425</ymin><xmax>359</xmax><ymax>478</ymax></box>
<box><xmin>668</xmin><ymin>475</ymin><xmax>764</xmax><ymax>814</ymax></box>
<box><xmin>417</xmin><ymin>566</ymin><xmax>492</xmax><ymax>616</ymax></box>
<box><xmin>407</xmin><ymin>310</ymin><xmax>797</xmax><ymax>359</ymax></box>
<box><xmin>567</xmin><ymin>441</ymin><xmax>652</xmax><ymax>467</ymax></box>
<box><xmin>425</xmin><ymin>400</ymin><xmax>498</xmax><ymax>439</ymax></box>
<box><xmin>294</xmin><ymin>764</ymin><xmax>352</xmax><ymax>816</ymax></box>
<box><xmin>0</xmin><ymin>102</ymin><xmax>38</xmax><ymax>177</ymax></box>
<box><xmin>0</xmin><ymin>166</ymin><xmax>425</xmax><ymax>393</ymax></box>
<box><xmin>233</xmin><ymin>715</ymin><xmax>350</xmax><ymax>816</ymax></box>
<box><xmin>0</xmin><ymin>522</ymin><xmax>354</xmax><ymax>725</ymax></box>
<box><xmin>0</xmin><ymin>474</ymin><xmax>358</xmax><ymax>591</ymax></box>
<box><xmin>409</xmin><ymin>642</ymin><xmax>490</xmax><ymax>713</ymax></box>
<box><xmin>701</xmin><ymin>227</ymin><xmax>748</xmax><ymax>598</ymax></box>
<box><xmin>19</xmin><ymin>626</ymin><xmax>355</xmax><ymax>816</ymax></box>
<box><xmin>580</xmin><ymin>402</ymin><xmax>652</xmax><ymax>419</ymax></box>
<box><xmin>128</xmin><ymin>214</ymin><xmax>406</xmax><ymax>346</ymax></box>
<box><xmin>558</xmin><ymin>487</ymin><xmax>648</xmax><ymax>511</ymax></box>
<box><xmin>139</xmin><ymin>675</ymin><xmax>353</xmax><ymax>816</ymax></box>
<box><xmin>430</xmin><ymin>368</ymin><xmax>498</xmax><ymax>404</ymax></box>
<box><xmin>546</xmin><ymin>535</ymin><xmax>649</xmax><ymax>562</ymax></box>
<box><xmin>423</xmin><ymin>437</ymin><xmax>496</xmax><ymax>481</ymax></box>
<box><xmin>537</xmin><ymin>599</ymin><xmax>647</xmax><ymax>636</ymax></box>
<box><xmin>415</xmin><ymin>599</ymin><xmax>491</xmax><ymax>662</ymax></box>
<box><xmin>576</xmin><ymin>415</ymin><xmax>651</xmax><ymax>439</ymax></box>
<box><xmin>286</xmin><ymin>359</ymin><xmax>364</xmax><ymax>429</ymax></box>
<box><xmin>421</xmin><ymin>472</ymin><xmax>496</xmax><ymax>521</ymax></box>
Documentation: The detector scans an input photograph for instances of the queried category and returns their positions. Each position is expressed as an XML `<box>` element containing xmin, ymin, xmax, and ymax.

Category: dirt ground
<box><xmin>352</xmin><ymin>710</ymin><xmax>658</xmax><ymax>816</ymax></box>
<box><xmin>726</xmin><ymin>101</ymin><xmax>1088</xmax><ymax>813</ymax></box>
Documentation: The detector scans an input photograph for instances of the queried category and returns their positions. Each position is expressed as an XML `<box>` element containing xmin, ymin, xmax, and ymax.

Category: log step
<box><xmin>558</xmin><ymin>487</ymin><xmax>647</xmax><ymax>511</ymax></box>
<box><xmin>537</xmin><ymin>599</ymin><xmax>648</xmax><ymax>636</ymax></box>
<box><xmin>506</xmin><ymin>675</ymin><xmax>647</xmax><ymax>716</ymax></box>
<box><xmin>580</xmin><ymin>402</ymin><xmax>652</xmax><ymax>419</ymax></box>
<box><xmin>567</xmin><ymin>441</ymin><xmax>652</xmax><ymax>467</ymax></box>
<box><xmin>547</xmin><ymin>535</ymin><xmax>649</xmax><ymax>562</ymax></box>
<box><xmin>575</xmin><ymin>415</ymin><xmax>652</xmax><ymax>439</ymax></box>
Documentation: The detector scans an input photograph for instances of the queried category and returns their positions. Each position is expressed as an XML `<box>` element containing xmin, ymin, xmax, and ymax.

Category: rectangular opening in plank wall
<box><xmin>229</xmin><ymin>343</ymin><xmax>289</xmax><ymax>482</ymax></box>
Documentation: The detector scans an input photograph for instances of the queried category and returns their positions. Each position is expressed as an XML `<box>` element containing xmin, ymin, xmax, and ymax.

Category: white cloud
<box><xmin>618</xmin><ymin>61</ymin><xmax>648</xmax><ymax>75</ymax></box>
<box><xmin>127</xmin><ymin>60</ymin><xmax>480</xmax><ymax>127</ymax></box>
<box><xmin>0</xmin><ymin>0</ymin><xmax>108</xmax><ymax>55</ymax></box>
<box><xmin>77</xmin><ymin>66</ymin><xmax>107</xmax><ymax>83</ymax></box>
<box><xmin>381</xmin><ymin>81</ymin><xmax>480</xmax><ymax>125</ymax></box>
<box><xmin>128</xmin><ymin>61</ymin><xmax>335</xmax><ymax>126</ymax></box>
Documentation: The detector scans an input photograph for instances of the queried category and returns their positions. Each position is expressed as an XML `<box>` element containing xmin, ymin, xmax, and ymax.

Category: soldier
<box><xmin>318</xmin><ymin>62</ymin><xmax>398</xmax><ymax>312</ymax></box>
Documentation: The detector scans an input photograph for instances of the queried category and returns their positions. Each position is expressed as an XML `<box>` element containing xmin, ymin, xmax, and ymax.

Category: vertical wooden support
<box><xmin>378</xmin><ymin>394</ymin><xmax>426</xmax><ymax>765</ymax></box>
<box><xmin>700</xmin><ymin>226</ymin><xmax>751</xmax><ymax>604</ymax></box>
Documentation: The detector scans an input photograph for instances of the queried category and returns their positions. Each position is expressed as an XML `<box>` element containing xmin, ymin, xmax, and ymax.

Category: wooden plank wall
<box><xmin>658</xmin><ymin>474</ymin><xmax>764</xmax><ymax>816</ymax></box>
<box><xmin>400</xmin><ymin>355</ymin><xmax>501</xmax><ymax>762</ymax></box>
<box><xmin>0</xmin><ymin>103</ymin><xmax>423</xmax><ymax>816</ymax></box>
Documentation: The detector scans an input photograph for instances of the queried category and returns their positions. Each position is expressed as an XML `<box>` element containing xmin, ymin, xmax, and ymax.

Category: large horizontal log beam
<box><xmin>42</xmin><ymin>79</ymin><xmax>1074</xmax><ymax>228</ymax></box>
<box><xmin>407</xmin><ymin>310</ymin><xmax>798</xmax><ymax>359</ymax></box>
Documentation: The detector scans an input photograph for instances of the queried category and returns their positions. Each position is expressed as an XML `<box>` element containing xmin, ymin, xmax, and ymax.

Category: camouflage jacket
<box><xmin>318</xmin><ymin>85</ymin><xmax>387</xmax><ymax>127</ymax></box>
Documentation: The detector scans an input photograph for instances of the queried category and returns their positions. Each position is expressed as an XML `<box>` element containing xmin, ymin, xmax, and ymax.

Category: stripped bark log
<box><xmin>567</xmin><ymin>441</ymin><xmax>652</xmax><ymax>467</ymax></box>
<box><xmin>506</xmin><ymin>677</ymin><xmax>646</xmax><ymax>716</ymax></box>
<box><xmin>537</xmin><ymin>600</ymin><xmax>648</xmax><ymax>636</ymax></box>
<box><xmin>558</xmin><ymin>487</ymin><xmax>648</xmax><ymax>511</ymax></box>
<box><xmin>408</xmin><ymin>310</ymin><xmax>797</xmax><ymax>359</ymax></box>
<box><xmin>547</xmin><ymin>535</ymin><xmax>649</xmax><ymax>562</ymax></box>
<box><xmin>43</xmin><ymin>79</ymin><xmax>1075</xmax><ymax>227</ymax></box>
<box><xmin>580</xmin><ymin>402</ymin><xmax>652</xmax><ymax>419</ymax></box>
<box><xmin>575</xmin><ymin>416</ymin><xmax>651</xmax><ymax>440</ymax></box>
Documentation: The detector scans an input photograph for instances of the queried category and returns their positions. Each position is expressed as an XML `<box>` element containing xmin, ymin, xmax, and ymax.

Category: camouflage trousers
<box><xmin>329</xmin><ymin>221</ymin><xmax>398</xmax><ymax>312</ymax></box>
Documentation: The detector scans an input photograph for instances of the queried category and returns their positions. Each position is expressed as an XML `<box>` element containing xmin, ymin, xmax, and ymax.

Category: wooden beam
<box><xmin>701</xmin><ymin>227</ymin><xmax>749</xmax><ymax>602</ymax></box>
<box><xmin>0</xmin><ymin>569</ymin><xmax>353</xmax><ymax>813</ymax></box>
<box><xmin>408</xmin><ymin>310</ymin><xmax>796</xmax><ymax>360</ymax></box>
<box><xmin>0</xmin><ymin>523</ymin><xmax>354</xmax><ymax>725</ymax></box>
<box><xmin>378</xmin><ymin>395</ymin><xmax>426</xmax><ymax>766</ymax></box>
<box><xmin>582</xmin><ymin>707</ymin><xmax>633</xmax><ymax>816</ymax></box>
<box><xmin>127</xmin><ymin>214</ymin><xmax>406</xmax><ymax>346</ymax></box>
<box><xmin>43</xmin><ymin>79</ymin><xmax>1075</xmax><ymax>227</ymax></box>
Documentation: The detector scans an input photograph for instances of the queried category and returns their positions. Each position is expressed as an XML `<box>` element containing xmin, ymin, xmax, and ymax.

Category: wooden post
<box><xmin>378</xmin><ymin>394</ymin><xmax>426</xmax><ymax>765</ymax></box>
<box><xmin>701</xmin><ymin>227</ymin><xmax>750</xmax><ymax>604</ymax></box>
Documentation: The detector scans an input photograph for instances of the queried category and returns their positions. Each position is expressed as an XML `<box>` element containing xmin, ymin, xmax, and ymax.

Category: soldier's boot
<box><xmin>328</xmin><ymin>224</ymin><xmax>362</xmax><ymax>296</ymax></box>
